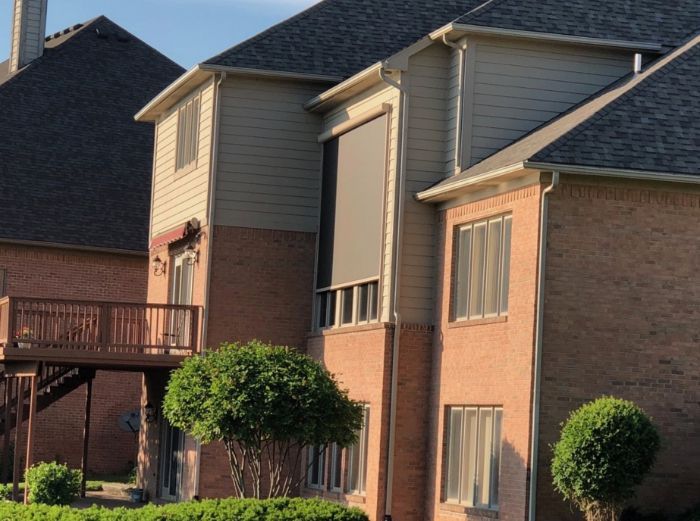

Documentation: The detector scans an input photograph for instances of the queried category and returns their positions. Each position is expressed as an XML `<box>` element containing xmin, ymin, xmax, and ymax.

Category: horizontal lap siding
<box><xmin>468</xmin><ymin>40</ymin><xmax>631</xmax><ymax>164</ymax></box>
<box><xmin>151</xmin><ymin>80</ymin><xmax>214</xmax><ymax>238</ymax></box>
<box><xmin>214</xmin><ymin>77</ymin><xmax>326</xmax><ymax>233</ymax></box>
<box><xmin>322</xmin><ymin>82</ymin><xmax>400</xmax><ymax>323</ymax></box>
<box><xmin>402</xmin><ymin>44</ymin><xmax>451</xmax><ymax>324</ymax></box>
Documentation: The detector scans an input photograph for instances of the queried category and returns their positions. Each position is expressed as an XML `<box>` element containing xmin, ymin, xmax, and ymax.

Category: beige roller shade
<box><xmin>317</xmin><ymin>115</ymin><xmax>387</xmax><ymax>289</ymax></box>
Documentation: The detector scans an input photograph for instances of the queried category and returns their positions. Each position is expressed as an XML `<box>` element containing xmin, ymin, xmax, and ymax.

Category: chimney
<box><xmin>9</xmin><ymin>0</ymin><xmax>48</xmax><ymax>73</ymax></box>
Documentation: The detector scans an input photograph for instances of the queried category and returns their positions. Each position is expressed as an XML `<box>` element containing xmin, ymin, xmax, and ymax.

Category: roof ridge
<box><xmin>203</xmin><ymin>0</ymin><xmax>333</xmax><ymax>65</ymax></box>
<box><xmin>532</xmin><ymin>31</ymin><xmax>700</xmax><ymax>162</ymax></box>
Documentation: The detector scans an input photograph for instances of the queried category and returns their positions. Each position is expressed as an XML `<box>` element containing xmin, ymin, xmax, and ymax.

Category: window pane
<box><xmin>369</xmin><ymin>282</ymin><xmax>378</xmax><ymax>320</ymax></box>
<box><xmin>477</xmin><ymin>408</ymin><xmax>494</xmax><ymax>507</ymax></box>
<box><xmin>358</xmin><ymin>284</ymin><xmax>369</xmax><ymax>322</ymax></box>
<box><xmin>341</xmin><ymin>288</ymin><xmax>354</xmax><ymax>325</ymax></box>
<box><xmin>461</xmin><ymin>408</ymin><xmax>478</xmax><ymax>506</ymax></box>
<box><xmin>500</xmin><ymin>217</ymin><xmax>512</xmax><ymax>314</ymax></box>
<box><xmin>317</xmin><ymin>293</ymin><xmax>328</xmax><ymax>328</ymax></box>
<box><xmin>484</xmin><ymin>219</ymin><xmax>502</xmax><ymax>316</ymax></box>
<box><xmin>360</xmin><ymin>407</ymin><xmax>370</xmax><ymax>493</ymax></box>
<box><xmin>332</xmin><ymin>443</ymin><xmax>343</xmax><ymax>490</ymax></box>
<box><xmin>446</xmin><ymin>408</ymin><xmax>463</xmax><ymax>502</ymax></box>
<box><xmin>455</xmin><ymin>227</ymin><xmax>471</xmax><ymax>319</ymax></box>
<box><xmin>328</xmin><ymin>291</ymin><xmax>337</xmax><ymax>327</ymax></box>
<box><xmin>491</xmin><ymin>409</ymin><xmax>503</xmax><ymax>508</ymax></box>
<box><xmin>469</xmin><ymin>223</ymin><xmax>486</xmax><ymax>318</ymax></box>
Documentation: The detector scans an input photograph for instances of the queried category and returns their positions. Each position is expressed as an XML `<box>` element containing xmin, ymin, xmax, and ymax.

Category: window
<box><xmin>330</xmin><ymin>442</ymin><xmax>343</xmax><ymax>491</ymax></box>
<box><xmin>347</xmin><ymin>405</ymin><xmax>370</xmax><ymax>495</ymax></box>
<box><xmin>175</xmin><ymin>95</ymin><xmax>201</xmax><ymax>171</ymax></box>
<box><xmin>315</xmin><ymin>280</ymin><xmax>378</xmax><ymax>330</ymax></box>
<box><xmin>454</xmin><ymin>215</ymin><xmax>512</xmax><ymax>320</ymax></box>
<box><xmin>307</xmin><ymin>445</ymin><xmax>326</xmax><ymax>489</ymax></box>
<box><xmin>0</xmin><ymin>269</ymin><xmax>6</xmax><ymax>297</ymax></box>
<box><xmin>445</xmin><ymin>406</ymin><xmax>503</xmax><ymax>510</ymax></box>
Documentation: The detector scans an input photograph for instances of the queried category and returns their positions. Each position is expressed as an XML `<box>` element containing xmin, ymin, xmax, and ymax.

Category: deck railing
<box><xmin>0</xmin><ymin>297</ymin><xmax>200</xmax><ymax>355</ymax></box>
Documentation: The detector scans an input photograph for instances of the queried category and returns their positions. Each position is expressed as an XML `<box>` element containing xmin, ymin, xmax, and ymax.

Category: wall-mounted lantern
<box><xmin>183</xmin><ymin>244</ymin><xmax>199</xmax><ymax>266</ymax></box>
<box><xmin>152</xmin><ymin>256</ymin><xmax>167</xmax><ymax>276</ymax></box>
<box><xmin>144</xmin><ymin>402</ymin><xmax>157</xmax><ymax>424</ymax></box>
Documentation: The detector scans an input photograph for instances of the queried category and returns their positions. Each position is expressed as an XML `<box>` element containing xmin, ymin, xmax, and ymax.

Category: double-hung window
<box><xmin>445</xmin><ymin>406</ymin><xmax>503</xmax><ymax>510</ymax></box>
<box><xmin>175</xmin><ymin>94</ymin><xmax>201</xmax><ymax>172</ymax></box>
<box><xmin>347</xmin><ymin>405</ymin><xmax>370</xmax><ymax>495</ymax></box>
<box><xmin>454</xmin><ymin>215</ymin><xmax>512</xmax><ymax>320</ymax></box>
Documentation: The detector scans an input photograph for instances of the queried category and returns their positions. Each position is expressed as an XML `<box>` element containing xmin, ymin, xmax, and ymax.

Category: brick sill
<box><xmin>307</xmin><ymin>322</ymin><xmax>390</xmax><ymax>338</ymax></box>
<box><xmin>447</xmin><ymin>316</ymin><xmax>508</xmax><ymax>329</ymax></box>
<box><xmin>440</xmin><ymin>502</ymin><xmax>499</xmax><ymax>519</ymax></box>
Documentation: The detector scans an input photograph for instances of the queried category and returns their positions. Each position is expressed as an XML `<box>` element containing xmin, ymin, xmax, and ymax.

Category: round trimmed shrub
<box><xmin>551</xmin><ymin>397</ymin><xmax>660</xmax><ymax>521</ymax></box>
<box><xmin>25</xmin><ymin>461</ymin><xmax>82</xmax><ymax>505</ymax></box>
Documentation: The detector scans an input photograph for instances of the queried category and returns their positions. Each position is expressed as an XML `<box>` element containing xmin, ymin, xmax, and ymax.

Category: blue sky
<box><xmin>0</xmin><ymin>0</ymin><xmax>319</xmax><ymax>68</ymax></box>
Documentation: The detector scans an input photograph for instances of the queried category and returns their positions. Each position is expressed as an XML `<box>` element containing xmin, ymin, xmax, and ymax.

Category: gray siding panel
<box><xmin>214</xmin><ymin>77</ymin><xmax>326</xmax><ymax>232</ymax></box>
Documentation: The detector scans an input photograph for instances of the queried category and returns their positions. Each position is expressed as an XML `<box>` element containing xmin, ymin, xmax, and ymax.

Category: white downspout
<box><xmin>440</xmin><ymin>35</ymin><xmax>468</xmax><ymax>172</ymax></box>
<box><xmin>378</xmin><ymin>64</ymin><xmax>409</xmax><ymax>521</ymax></box>
<box><xmin>194</xmin><ymin>70</ymin><xmax>226</xmax><ymax>499</ymax></box>
<box><xmin>528</xmin><ymin>171</ymin><xmax>559</xmax><ymax>521</ymax></box>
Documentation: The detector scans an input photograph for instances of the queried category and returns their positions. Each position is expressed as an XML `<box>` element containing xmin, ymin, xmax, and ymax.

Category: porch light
<box><xmin>152</xmin><ymin>256</ymin><xmax>166</xmax><ymax>276</ymax></box>
<box><xmin>144</xmin><ymin>402</ymin><xmax>157</xmax><ymax>424</ymax></box>
<box><xmin>183</xmin><ymin>244</ymin><xmax>199</xmax><ymax>265</ymax></box>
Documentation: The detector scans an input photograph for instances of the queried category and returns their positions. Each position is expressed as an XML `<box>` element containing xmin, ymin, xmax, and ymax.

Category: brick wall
<box><xmin>536</xmin><ymin>179</ymin><xmax>700</xmax><ymax>519</ymax></box>
<box><xmin>0</xmin><ymin>242</ymin><xmax>145</xmax><ymax>476</ymax></box>
<box><xmin>426</xmin><ymin>184</ymin><xmax>544</xmax><ymax>521</ymax></box>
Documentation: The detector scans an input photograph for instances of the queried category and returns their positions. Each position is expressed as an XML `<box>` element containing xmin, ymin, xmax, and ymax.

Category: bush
<box><xmin>551</xmin><ymin>397</ymin><xmax>661</xmax><ymax>521</ymax></box>
<box><xmin>25</xmin><ymin>462</ymin><xmax>82</xmax><ymax>506</ymax></box>
<box><xmin>0</xmin><ymin>497</ymin><xmax>369</xmax><ymax>520</ymax></box>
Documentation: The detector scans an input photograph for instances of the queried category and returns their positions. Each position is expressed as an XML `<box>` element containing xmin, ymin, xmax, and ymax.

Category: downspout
<box><xmin>378</xmin><ymin>64</ymin><xmax>409</xmax><ymax>521</ymax></box>
<box><xmin>528</xmin><ymin>171</ymin><xmax>559</xmax><ymax>520</ymax></box>
<box><xmin>440</xmin><ymin>35</ymin><xmax>468</xmax><ymax>172</ymax></box>
<box><xmin>194</xmin><ymin>70</ymin><xmax>226</xmax><ymax>499</ymax></box>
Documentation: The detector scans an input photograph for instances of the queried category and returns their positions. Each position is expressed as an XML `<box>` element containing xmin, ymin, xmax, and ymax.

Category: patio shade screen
<box><xmin>317</xmin><ymin>114</ymin><xmax>387</xmax><ymax>289</ymax></box>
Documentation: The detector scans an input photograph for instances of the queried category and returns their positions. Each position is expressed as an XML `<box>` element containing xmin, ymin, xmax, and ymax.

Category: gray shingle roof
<box><xmin>422</xmin><ymin>31</ymin><xmax>700</xmax><ymax>197</ymax></box>
<box><xmin>0</xmin><ymin>16</ymin><xmax>184</xmax><ymax>252</ymax></box>
<box><xmin>456</xmin><ymin>0</ymin><xmax>700</xmax><ymax>47</ymax></box>
<box><xmin>204</xmin><ymin>0</ymin><xmax>486</xmax><ymax>79</ymax></box>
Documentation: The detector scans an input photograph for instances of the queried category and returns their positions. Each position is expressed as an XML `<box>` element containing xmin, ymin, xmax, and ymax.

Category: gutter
<box><xmin>430</xmin><ymin>22</ymin><xmax>662</xmax><ymax>53</ymax></box>
<box><xmin>523</xmin><ymin>161</ymin><xmax>700</xmax><ymax>185</ymax></box>
<box><xmin>528</xmin><ymin>171</ymin><xmax>559</xmax><ymax>521</ymax></box>
<box><xmin>194</xmin><ymin>70</ymin><xmax>226</xmax><ymax>499</ymax></box>
<box><xmin>378</xmin><ymin>63</ymin><xmax>409</xmax><ymax>521</ymax></box>
<box><xmin>0</xmin><ymin>238</ymin><xmax>148</xmax><ymax>257</ymax></box>
<box><xmin>415</xmin><ymin>162</ymin><xmax>526</xmax><ymax>202</ymax></box>
<box><xmin>305</xmin><ymin>62</ymin><xmax>383</xmax><ymax>111</ymax></box>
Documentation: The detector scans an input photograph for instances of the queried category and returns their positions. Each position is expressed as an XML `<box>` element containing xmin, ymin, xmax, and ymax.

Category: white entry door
<box><xmin>168</xmin><ymin>252</ymin><xmax>194</xmax><ymax>347</ymax></box>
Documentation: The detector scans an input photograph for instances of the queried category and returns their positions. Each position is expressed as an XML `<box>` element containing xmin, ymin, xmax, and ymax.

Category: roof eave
<box><xmin>416</xmin><ymin>163</ymin><xmax>529</xmax><ymax>202</ymax></box>
<box><xmin>432</xmin><ymin>22</ymin><xmax>663</xmax><ymax>52</ymax></box>
<box><xmin>523</xmin><ymin>161</ymin><xmax>700</xmax><ymax>184</ymax></box>
<box><xmin>135</xmin><ymin>65</ymin><xmax>213</xmax><ymax>122</ymax></box>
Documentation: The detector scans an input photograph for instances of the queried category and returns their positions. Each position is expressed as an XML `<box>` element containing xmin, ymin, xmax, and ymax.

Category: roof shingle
<box><xmin>0</xmin><ymin>16</ymin><xmax>184</xmax><ymax>252</ymax></box>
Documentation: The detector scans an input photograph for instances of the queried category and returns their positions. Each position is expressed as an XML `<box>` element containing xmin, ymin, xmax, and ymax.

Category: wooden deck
<box><xmin>0</xmin><ymin>297</ymin><xmax>200</xmax><ymax>370</ymax></box>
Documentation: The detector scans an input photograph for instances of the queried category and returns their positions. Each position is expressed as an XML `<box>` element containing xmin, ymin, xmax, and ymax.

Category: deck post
<box><xmin>2</xmin><ymin>378</ymin><xmax>13</xmax><ymax>484</ymax></box>
<box><xmin>23</xmin><ymin>374</ymin><xmax>38</xmax><ymax>505</ymax></box>
<box><xmin>80</xmin><ymin>376</ymin><xmax>93</xmax><ymax>498</ymax></box>
<box><xmin>12</xmin><ymin>377</ymin><xmax>24</xmax><ymax>502</ymax></box>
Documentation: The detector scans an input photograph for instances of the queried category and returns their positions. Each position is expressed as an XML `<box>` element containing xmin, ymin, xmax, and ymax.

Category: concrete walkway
<box><xmin>71</xmin><ymin>484</ymin><xmax>142</xmax><ymax>510</ymax></box>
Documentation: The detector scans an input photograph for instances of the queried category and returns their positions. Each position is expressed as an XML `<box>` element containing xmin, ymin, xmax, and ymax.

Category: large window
<box><xmin>454</xmin><ymin>215</ymin><xmax>512</xmax><ymax>320</ymax></box>
<box><xmin>316</xmin><ymin>114</ymin><xmax>387</xmax><ymax>330</ymax></box>
<box><xmin>445</xmin><ymin>406</ymin><xmax>503</xmax><ymax>510</ymax></box>
<box><xmin>175</xmin><ymin>95</ymin><xmax>201</xmax><ymax>172</ymax></box>
<box><xmin>316</xmin><ymin>280</ymin><xmax>378</xmax><ymax>329</ymax></box>
<box><xmin>347</xmin><ymin>405</ymin><xmax>370</xmax><ymax>495</ymax></box>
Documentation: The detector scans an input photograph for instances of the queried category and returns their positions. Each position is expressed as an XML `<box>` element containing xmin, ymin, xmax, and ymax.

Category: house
<box><xmin>7</xmin><ymin>0</ymin><xmax>698</xmax><ymax>519</ymax></box>
<box><xmin>0</xmin><ymin>0</ymin><xmax>182</xmax><ymax>489</ymax></box>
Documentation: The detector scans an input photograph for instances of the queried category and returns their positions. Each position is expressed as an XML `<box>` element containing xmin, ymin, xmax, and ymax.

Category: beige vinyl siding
<box><xmin>401</xmin><ymin>44</ymin><xmax>452</xmax><ymax>324</ymax></box>
<box><xmin>214</xmin><ymin>77</ymin><xmax>326</xmax><ymax>232</ymax></box>
<box><xmin>465</xmin><ymin>39</ymin><xmax>631</xmax><ymax>165</ymax></box>
<box><xmin>321</xmin><ymin>82</ymin><xmax>400</xmax><ymax>322</ymax></box>
<box><xmin>151</xmin><ymin>80</ymin><xmax>214</xmax><ymax>238</ymax></box>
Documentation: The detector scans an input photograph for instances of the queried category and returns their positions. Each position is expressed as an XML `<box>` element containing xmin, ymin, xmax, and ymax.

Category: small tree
<box><xmin>163</xmin><ymin>341</ymin><xmax>363</xmax><ymax>498</ymax></box>
<box><xmin>551</xmin><ymin>397</ymin><xmax>661</xmax><ymax>521</ymax></box>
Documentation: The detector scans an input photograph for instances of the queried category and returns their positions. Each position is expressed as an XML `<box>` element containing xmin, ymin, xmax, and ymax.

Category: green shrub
<box><xmin>0</xmin><ymin>497</ymin><xmax>369</xmax><ymax>520</ymax></box>
<box><xmin>551</xmin><ymin>397</ymin><xmax>661</xmax><ymax>521</ymax></box>
<box><xmin>25</xmin><ymin>462</ymin><xmax>82</xmax><ymax>506</ymax></box>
